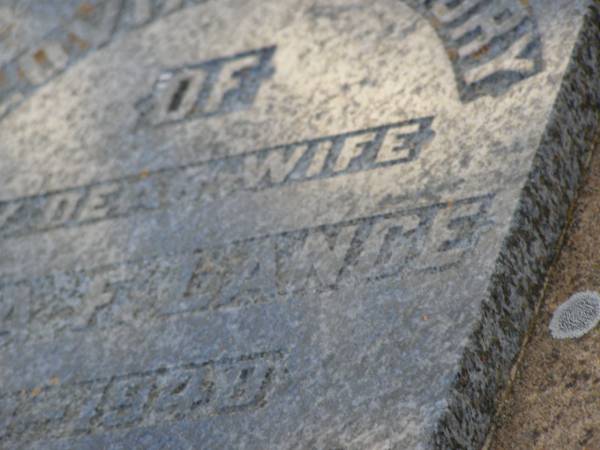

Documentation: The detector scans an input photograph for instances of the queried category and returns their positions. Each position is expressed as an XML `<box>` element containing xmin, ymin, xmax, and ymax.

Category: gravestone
<box><xmin>0</xmin><ymin>0</ymin><xmax>599</xmax><ymax>448</ymax></box>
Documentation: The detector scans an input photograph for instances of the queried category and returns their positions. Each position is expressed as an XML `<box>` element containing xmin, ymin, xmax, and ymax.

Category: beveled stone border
<box><xmin>432</xmin><ymin>3</ymin><xmax>600</xmax><ymax>448</ymax></box>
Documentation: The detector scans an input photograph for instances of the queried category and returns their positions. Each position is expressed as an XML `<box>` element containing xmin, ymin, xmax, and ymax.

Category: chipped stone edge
<box><xmin>432</xmin><ymin>4</ymin><xmax>600</xmax><ymax>448</ymax></box>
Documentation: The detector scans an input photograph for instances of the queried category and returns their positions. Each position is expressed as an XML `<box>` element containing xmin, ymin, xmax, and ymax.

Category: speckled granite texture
<box><xmin>0</xmin><ymin>1</ymin><xmax>599</xmax><ymax>449</ymax></box>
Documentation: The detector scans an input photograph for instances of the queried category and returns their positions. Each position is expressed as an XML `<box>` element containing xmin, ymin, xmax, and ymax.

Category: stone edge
<box><xmin>432</xmin><ymin>3</ymin><xmax>600</xmax><ymax>448</ymax></box>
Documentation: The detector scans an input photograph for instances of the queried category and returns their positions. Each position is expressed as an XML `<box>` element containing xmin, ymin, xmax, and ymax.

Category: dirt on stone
<box><xmin>489</xmin><ymin>148</ymin><xmax>600</xmax><ymax>449</ymax></box>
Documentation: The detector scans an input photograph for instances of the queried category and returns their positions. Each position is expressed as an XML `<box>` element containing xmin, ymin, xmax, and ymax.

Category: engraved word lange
<box><xmin>0</xmin><ymin>193</ymin><xmax>493</xmax><ymax>345</ymax></box>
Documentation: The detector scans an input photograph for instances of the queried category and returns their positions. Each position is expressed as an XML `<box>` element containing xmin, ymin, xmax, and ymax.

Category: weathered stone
<box><xmin>0</xmin><ymin>0</ymin><xmax>599</xmax><ymax>448</ymax></box>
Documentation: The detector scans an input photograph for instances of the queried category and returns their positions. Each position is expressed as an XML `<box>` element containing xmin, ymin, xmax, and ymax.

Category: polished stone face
<box><xmin>0</xmin><ymin>1</ymin><xmax>598</xmax><ymax>448</ymax></box>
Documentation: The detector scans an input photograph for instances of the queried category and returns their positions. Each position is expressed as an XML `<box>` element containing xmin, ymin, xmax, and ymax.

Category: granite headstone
<box><xmin>1</xmin><ymin>0</ymin><xmax>599</xmax><ymax>448</ymax></box>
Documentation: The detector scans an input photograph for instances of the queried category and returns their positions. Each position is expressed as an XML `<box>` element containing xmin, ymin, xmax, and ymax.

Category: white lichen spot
<box><xmin>549</xmin><ymin>291</ymin><xmax>600</xmax><ymax>339</ymax></box>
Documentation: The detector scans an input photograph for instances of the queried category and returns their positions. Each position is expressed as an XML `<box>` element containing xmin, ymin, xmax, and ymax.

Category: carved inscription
<box><xmin>0</xmin><ymin>0</ymin><xmax>209</xmax><ymax>120</ymax></box>
<box><xmin>0</xmin><ymin>0</ymin><xmax>543</xmax><ymax>121</ymax></box>
<box><xmin>0</xmin><ymin>350</ymin><xmax>287</xmax><ymax>443</ymax></box>
<box><xmin>409</xmin><ymin>0</ymin><xmax>543</xmax><ymax>101</ymax></box>
<box><xmin>135</xmin><ymin>47</ymin><xmax>276</xmax><ymax>126</ymax></box>
<box><xmin>0</xmin><ymin>119</ymin><xmax>433</xmax><ymax>240</ymax></box>
<box><xmin>0</xmin><ymin>193</ymin><xmax>493</xmax><ymax>344</ymax></box>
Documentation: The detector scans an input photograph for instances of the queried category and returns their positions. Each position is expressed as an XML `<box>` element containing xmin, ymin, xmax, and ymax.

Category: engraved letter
<box><xmin>41</xmin><ymin>189</ymin><xmax>83</xmax><ymax>228</ymax></box>
<box><xmin>213</xmin><ymin>359</ymin><xmax>272</xmax><ymax>412</ymax></box>
<box><xmin>375</xmin><ymin>123</ymin><xmax>421</xmax><ymax>165</ymax></box>
<box><xmin>100</xmin><ymin>377</ymin><xmax>153</xmax><ymax>428</ymax></box>
<box><xmin>353</xmin><ymin>213</ymin><xmax>421</xmax><ymax>278</ymax></box>
<box><xmin>217</xmin><ymin>239</ymin><xmax>277</xmax><ymax>308</ymax></box>
<box><xmin>153</xmin><ymin>366</ymin><xmax>214</xmax><ymax>416</ymax></box>
<box><xmin>333</xmin><ymin>131</ymin><xmax>377</xmax><ymax>173</ymax></box>
<box><xmin>77</xmin><ymin>182</ymin><xmax>123</xmax><ymax>222</ymax></box>
<box><xmin>286</xmin><ymin>225</ymin><xmax>357</xmax><ymax>289</ymax></box>
<box><xmin>462</xmin><ymin>32</ymin><xmax>537</xmax><ymax>85</ymax></box>
<box><xmin>304</xmin><ymin>140</ymin><xmax>332</xmax><ymax>178</ymax></box>
<box><xmin>243</xmin><ymin>145</ymin><xmax>305</xmax><ymax>189</ymax></box>
<box><xmin>150</xmin><ymin>69</ymin><xmax>208</xmax><ymax>125</ymax></box>
<box><xmin>202</xmin><ymin>47</ymin><xmax>275</xmax><ymax>115</ymax></box>
<box><xmin>417</xmin><ymin>195</ymin><xmax>493</xmax><ymax>269</ymax></box>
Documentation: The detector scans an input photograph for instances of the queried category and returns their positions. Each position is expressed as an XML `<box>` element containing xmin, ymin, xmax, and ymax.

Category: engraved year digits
<box><xmin>0</xmin><ymin>351</ymin><xmax>287</xmax><ymax>443</ymax></box>
<box><xmin>135</xmin><ymin>46</ymin><xmax>277</xmax><ymax>127</ymax></box>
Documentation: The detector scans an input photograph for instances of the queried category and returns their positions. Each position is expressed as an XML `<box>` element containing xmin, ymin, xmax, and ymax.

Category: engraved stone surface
<box><xmin>1</xmin><ymin>1</ymin><xmax>599</xmax><ymax>448</ymax></box>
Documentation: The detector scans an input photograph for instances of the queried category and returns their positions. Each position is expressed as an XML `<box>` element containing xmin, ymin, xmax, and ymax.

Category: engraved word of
<box><xmin>135</xmin><ymin>46</ymin><xmax>276</xmax><ymax>126</ymax></box>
